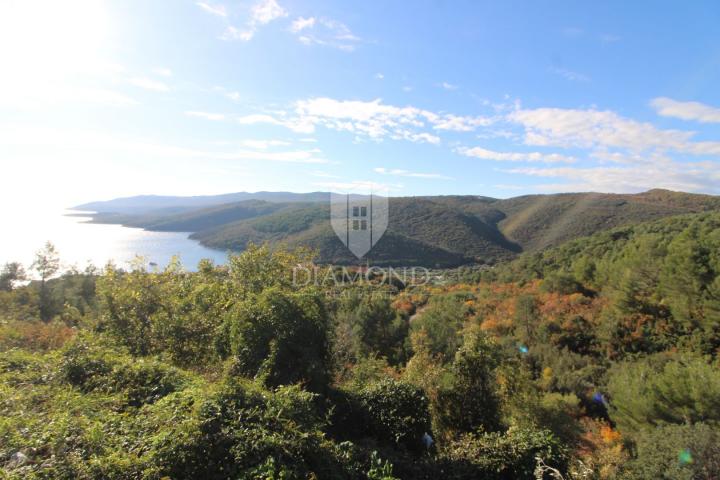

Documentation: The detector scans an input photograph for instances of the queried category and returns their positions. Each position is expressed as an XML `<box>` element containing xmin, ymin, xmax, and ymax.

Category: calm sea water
<box><xmin>0</xmin><ymin>210</ymin><xmax>229</xmax><ymax>271</ymax></box>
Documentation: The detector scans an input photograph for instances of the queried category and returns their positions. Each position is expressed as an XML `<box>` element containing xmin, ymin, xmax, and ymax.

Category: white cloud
<box><xmin>290</xmin><ymin>97</ymin><xmax>492</xmax><ymax>142</ymax></box>
<box><xmin>152</xmin><ymin>67</ymin><xmax>173</xmax><ymax>77</ymax></box>
<box><xmin>508</xmin><ymin>107</ymin><xmax>696</xmax><ymax>152</ymax></box>
<box><xmin>432</xmin><ymin>114</ymin><xmax>493</xmax><ymax>132</ymax></box>
<box><xmin>458</xmin><ymin>146</ymin><xmax>576</xmax><ymax>164</ymax></box>
<box><xmin>250</xmin><ymin>0</ymin><xmax>287</xmax><ymax>24</ymax></box>
<box><xmin>408</xmin><ymin>132</ymin><xmax>441</xmax><ymax>144</ymax></box>
<box><xmin>651</xmin><ymin>97</ymin><xmax>720</xmax><ymax>123</ymax></box>
<box><xmin>237</xmin><ymin>114</ymin><xmax>316</xmax><ymax>134</ymax></box>
<box><xmin>196</xmin><ymin>2</ymin><xmax>227</xmax><ymax>17</ymax></box>
<box><xmin>374</xmin><ymin>167</ymin><xmax>452</xmax><ymax>180</ymax></box>
<box><xmin>440</xmin><ymin>81</ymin><xmax>458</xmax><ymax>90</ymax></box>
<box><xmin>290</xmin><ymin>16</ymin><xmax>315</xmax><ymax>32</ymax></box>
<box><xmin>185</xmin><ymin>111</ymin><xmax>226</xmax><ymax>121</ymax></box>
<box><xmin>290</xmin><ymin>17</ymin><xmax>361</xmax><ymax>50</ymax></box>
<box><xmin>222</xmin><ymin>25</ymin><xmax>254</xmax><ymax>41</ymax></box>
<box><xmin>504</xmin><ymin>160</ymin><xmax>720</xmax><ymax>194</ymax></box>
<box><xmin>550</xmin><ymin>67</ymin><xmax>590</xmax><ymax>82</ymax></box>
<box><xmin>129</xmin><ymin>77</ymin><xmax>169</xmax><ymax>92</ymax></box>
<box><xmin>220</xmin><ymin>0</ymin><xmax>287</xmax><ymax>42</ymax></box>
<box><xmin>375</xmin><ymin>73</ymin><xmax>384</xmax><ymax>80</ymax></box>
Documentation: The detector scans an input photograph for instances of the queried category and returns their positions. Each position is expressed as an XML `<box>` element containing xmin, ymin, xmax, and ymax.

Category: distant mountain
<box><xmin>76</xmin><ymin>189</ymin><xmax>720</xmax><ymax>267</ymax></box>
<box><xmin>73</xmin><ymin>191</ymin><xmax>331</xmax><ymax>215</ymax></box>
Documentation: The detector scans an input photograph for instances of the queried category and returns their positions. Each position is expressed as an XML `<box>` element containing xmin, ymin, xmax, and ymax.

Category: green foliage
<box><xmin>439</xmin><ymin>426</ymin><xmax>568</xmax><ymax>480</ymax></box>
<box><xmin>97</xmin><ymin>244</ymin><xmax>322</xmax><ymax>371</ymax></box>
<box><xmin>514</xmin><ymin>294</ymin><xmax>539</xmax><ymax>344</ymax></box>
<box><xmin>540</xmin><ymin>274</ymin><xmax>583</xmax><ymax>295</ymax></box>
<box><xmin>0</xmin><ymin>262</ymin><xmax>26</xmax><ymax>292</ymax></box>
<box><xmin>367</xmin><ymin>451</ymin><xmax>400</xmax><ymax>480</ymax></box>
<box><xmin>226</xmin><ymin>286</ymin><xmax>331</xmax><ymax>391</ymax></box>
<box><xmin>607</xmin><ymin>354</ymin><xmax>720</xmax><ymax>436</ymax></box>
<box><xmin>58</xmin><ymin>333</ymin><xmax>188</xmax><ymax>407</ymax></box>
<box><xmin>624</xmin><ymin>423</ymin><xmax>720</xmax><ymax>480</ymax></box>
<box><xmin>410</xmin><ymin>293</ymin><xmax>470</xmax><ymax>361</ymax></box>
<box><xmin>498</xmin><ymin>211</ymin><xmax>720</xmax><ymax>358</ymax></box>
<box><xmin>355</xmin><ymin>378</ymin><xmax>432</xmax><ymax>451</ymax></box>
<box><xmin>436</xmin><ymin>331</ymin><xmax>503</xmax><ymax>435</ymax></box>
<box><xmin>31</xmin><ymin>241</ymin><xmax>60</xmax><ymax>321</ymax></box>
<box><xmin>333</xmin><ymin>291</ymin><xmax>408</xmax><ymax>365</ymax></box>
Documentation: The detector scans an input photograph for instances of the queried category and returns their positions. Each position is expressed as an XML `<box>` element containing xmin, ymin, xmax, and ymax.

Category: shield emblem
<box><xmin>330</xmin><ymin>189</ymin><xmax>389</xmax><ymax>259</ymax></box>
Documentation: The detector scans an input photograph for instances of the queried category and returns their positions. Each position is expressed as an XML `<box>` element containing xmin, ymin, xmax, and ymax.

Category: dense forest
<box><xmin>2</xmin><ymin>208</ymin><xmax>720</xmax><ymax>478</ymax></box>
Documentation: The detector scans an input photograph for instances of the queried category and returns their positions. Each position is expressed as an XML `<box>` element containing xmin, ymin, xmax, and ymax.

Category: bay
<box><xmin>0</xmin><ymin>210</ymin><xmax>228</xmax><ymax>271</ymax></box>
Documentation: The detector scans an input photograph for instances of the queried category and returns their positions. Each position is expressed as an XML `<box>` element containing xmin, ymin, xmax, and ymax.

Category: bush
<box><xmin>226</xmin><ymin>286</ymin><xmax>331</xmax><ymax>392</ymax></box>
<box><xmin>541</xmin><ymin>274</ymin><xmax>584</xmax><ymax>295</ymax></box>
<box><xmin>146</xmin><ymin>377</ymin><xmax>358</xmax><ymax>479</ymax></box>
<box><xmin>439</xmin><ymin>426</ymin><xmax>568</xmax><ymax>480</ymax></box>
<box><xmin>107</xmin><ymin>359</ymin><xmax>188</xmax><ymax>407</ymax></box>
<box><xmin>356</xmin><ymin>378</ymin><xmax>432</xmax><ymax>452</ymax></box>
<box><xmin>58</xmin><ymin>334</ymin><xmax>187</xmax><ymax>407</ymax></box>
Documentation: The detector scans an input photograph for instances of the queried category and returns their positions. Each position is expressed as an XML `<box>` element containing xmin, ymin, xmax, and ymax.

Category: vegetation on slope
<box><xmin>3</xmin><ymin>222</ymin><xmax>720</xmax><ymax>478</ymax></box>
<box><xmin>81</xmin><ymin>189</ymin><xmax>720</xmax><ymax>267</ymax></box>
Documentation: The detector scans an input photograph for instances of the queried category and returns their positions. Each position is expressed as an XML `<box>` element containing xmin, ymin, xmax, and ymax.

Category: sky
<box><xmin>2</xmin><ymin>0</ymin><xmax>720</xmax><ymax>210</ymax></box>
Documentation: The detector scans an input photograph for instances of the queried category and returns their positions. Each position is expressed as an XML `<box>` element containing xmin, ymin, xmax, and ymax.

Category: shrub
<box><xmin>541</xmin><ymin>274</ymin><xmax>584</xmax><ymax>295</ymax></box>
<box><xmin>439</xmin><ymin>426</ymin><xmax>568</xmax><ymax>480</ymax></box>
<box><xmin>58</xmin><ymin>334</ymin><xmax>187</xmax><ymax>407</ymax></box>
<box><xmin>226</xmin><ymin>286</ymin><xmax>331</xmax><ymax>392</ymax></box>
<box><xmin>356</xmin><ymin>378</ymin><xmax>432</xmax><ymax>452</ymax></box>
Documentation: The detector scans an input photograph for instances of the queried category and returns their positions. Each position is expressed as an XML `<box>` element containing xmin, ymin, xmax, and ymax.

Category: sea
<box><xmin>0</xmin><ymin>209</ymin><xmax>229</xmax><ymax>272</ymax></box>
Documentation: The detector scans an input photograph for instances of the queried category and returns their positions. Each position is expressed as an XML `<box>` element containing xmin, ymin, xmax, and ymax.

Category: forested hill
<box><xmin>76</xmin><ymin>189</ymin><xmax>720</xmax><ymax>267</ymax></box>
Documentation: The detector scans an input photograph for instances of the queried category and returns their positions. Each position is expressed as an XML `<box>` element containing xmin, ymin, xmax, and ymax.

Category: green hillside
<box><xmin>492</xmin><ymin>189</ymin><xmax>720</xmax><ymax>251</ymax></box>
<box><xmin>80</xmin><ymin>189</ymin><xmax>720</xmax><ymax>266</ymax></box>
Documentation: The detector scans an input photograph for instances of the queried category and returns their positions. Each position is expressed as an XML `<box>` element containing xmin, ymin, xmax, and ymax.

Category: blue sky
<box><xmin>2</xmin><ymin>0</ymin><xmax>720</xmax><ymax>209</ymax></box>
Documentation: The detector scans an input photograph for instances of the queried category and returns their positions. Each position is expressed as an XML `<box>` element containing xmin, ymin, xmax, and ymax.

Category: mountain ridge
<box><xmin>74</xmin><ymin>189</ymin><xmax>720</xmax><ymax>267</ymax></box>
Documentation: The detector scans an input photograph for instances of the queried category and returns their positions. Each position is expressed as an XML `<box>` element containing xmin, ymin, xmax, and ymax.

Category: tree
<box><xmin>437</xmin><ymin>330</ymin><xmax>503</xmax><ymax>435</ymax></box>
<box><xmin>31</xmin><ymin>242</ymin><xmax>60</xmax><ymax>320</ymax></box>
<box><xmin>410</xmin><ymin>293</ymin><xmax>469</xmax><ymax>362</ymax></box>
<box><xmin>334</xmin><ymin>292</ymin><xmax>408</xmax><ymax>365</ymax></box>
<box><xmin>514</xmin><ymin>294</ymin><xmax>539</xmax><ymax>344</ymax></box>
<box><xmin>0</xmin><ymin>262</ymin><xmax>26</xmax><ymax>291</ymax></box>
<box><xmin>661</xmin><ymin>226</ymin><xmax>714</xmax><ymax>328</ymax></box>
<box><xmin>607</xmin><ymin>354</ymin><xmax>720</xmax><ymax>436</ymax></box>
<box><xmin>227</xmin><ymin>286</ymin><xmax>331</xmax><ymax>392</ymax></box>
